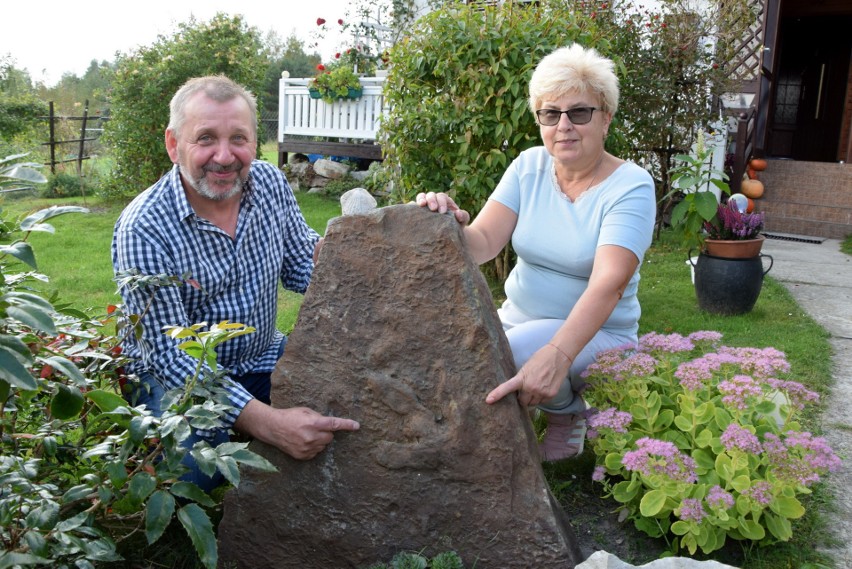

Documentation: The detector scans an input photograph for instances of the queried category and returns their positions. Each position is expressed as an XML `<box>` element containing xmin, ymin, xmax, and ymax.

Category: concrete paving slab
<box><xmin>761</xmin><ymin>236</ymin><xmax>852</xmax><ymax>566</ymax></box>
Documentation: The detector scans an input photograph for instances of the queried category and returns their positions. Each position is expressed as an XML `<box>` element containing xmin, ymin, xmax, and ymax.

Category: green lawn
<box><xmin>2</xmin><ymin>192</ymin><xmax>343</xmax><ymax>333</ymax></box>
<box><xmin>0</xmin><ymin>191</ymin><xmax>838</xmax><ymax>568</ymax></box>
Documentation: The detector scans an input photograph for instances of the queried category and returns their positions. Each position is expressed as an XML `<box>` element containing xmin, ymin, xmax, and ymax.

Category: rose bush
<box><xmin>582</xmin><ymin>331</ymin><xmax>840</xmax><ymax>555</ymax></box>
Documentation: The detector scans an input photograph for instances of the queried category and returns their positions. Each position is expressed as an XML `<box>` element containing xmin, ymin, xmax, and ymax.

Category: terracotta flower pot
<box><xmin>703</xmin><ymin>234</ymin><xmax>765</xmax><ymax>259</ymax></box>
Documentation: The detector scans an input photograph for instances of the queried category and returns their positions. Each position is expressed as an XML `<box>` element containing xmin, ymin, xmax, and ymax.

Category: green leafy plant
<box><xmin>0</xmin><ymin>177</ymin><xmax>276</xmax><ymax>568</ymax></box>
<box><xmin>309</xmin><ymin>63</ymin><xmax>362</xmax><ymax>103</ymax></box>
<box><xmin>582</xmin><ymin>331</ymin><xmax>840</xmax><ymax>556</ymax></box>
<box><xmin>663</xmin><ymin>132</ymin><xmax>731</xmax><ymax>251</ymax></box>
<box><xmin>0</xmin><ymin>90</ymin><xmax>48</xmax><ymax>157</ymax></box>
<box><xmin>598</xmin><ymin>0</ymin><xmax>752</xmax><ymax>229</ymax></box>
<box><xmin>1</xmin><ymin>152</ymin><xmax>46</xmax><ymax>192</ymax></box>
<box><xmin>43</xmin><ymin>171</ymin><xmax>86</xmax><ymax>198</ymax></box>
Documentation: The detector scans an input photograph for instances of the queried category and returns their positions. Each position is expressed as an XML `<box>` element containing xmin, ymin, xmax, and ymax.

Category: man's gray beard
<box><xmin>191</xmin><ymin>173</ymin><xmax>245</xmax><ymax>201</ymax></box>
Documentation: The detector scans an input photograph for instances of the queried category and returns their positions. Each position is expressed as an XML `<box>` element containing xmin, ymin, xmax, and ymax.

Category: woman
<box><xmin>417</xmin><ymin>44</ymin><xmax>655</xmax><ymax>461</ymax></box>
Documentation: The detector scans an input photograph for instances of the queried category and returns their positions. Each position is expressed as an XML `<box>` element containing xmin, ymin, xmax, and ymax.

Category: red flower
<box><xmin>316</xmin><ymin>17</ymin><xmax>326</xmax><ymax>25</ymax></box>
<box><xmin>317</xmin><ymin>64</ymin><xmax>325</xmax><ymax>71</ymax></box>
<box><xmin>338</xmin><ymin>18</ymin><xmax>344</xmax><ymax>25</ymax></box>
<box><xmin>335</xmin><ymin>53</ymin><xmax>341</xmax><ymax>59</ymax></box>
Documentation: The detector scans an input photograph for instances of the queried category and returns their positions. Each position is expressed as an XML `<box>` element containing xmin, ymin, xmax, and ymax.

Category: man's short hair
<box><xmin>168</xmin><ymin>75</ymin><xmax>258</xmax><ymax>138</ymax></box>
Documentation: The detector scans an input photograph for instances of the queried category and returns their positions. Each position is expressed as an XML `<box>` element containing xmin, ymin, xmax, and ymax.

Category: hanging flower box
<box><xmin>309</xmin><ymin>64</ymin><xmax>363</xmax><ymax>103</ymax></box>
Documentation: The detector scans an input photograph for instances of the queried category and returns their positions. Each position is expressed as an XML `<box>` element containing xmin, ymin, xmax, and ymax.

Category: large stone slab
<box><xmin>576</xmin><ymin>551</ymin><xmax>739</xmax><ymax>569</ymax></box>
<box><xmin>218</xmin><ymin>204</ymin><xmax>581</xmax><ymax>568</ymax></box>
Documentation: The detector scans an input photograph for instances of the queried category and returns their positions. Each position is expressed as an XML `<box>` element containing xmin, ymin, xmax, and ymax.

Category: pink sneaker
<box><xmin>539</xmin><ymin>412</ymin><xmax>586</xmax><ymax>461</ymax></box>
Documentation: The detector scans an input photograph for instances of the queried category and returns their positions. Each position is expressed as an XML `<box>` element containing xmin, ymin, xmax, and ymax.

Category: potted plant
<box><xmin>666</xmin><ymin>132</ymin><xmax>774</xmax><ymax>315</ymax></box>
<box><xmin>690</xmin><ymin>200</ymin><xmax>773</xmax><ymax>315</ymax></box>
<box><xmin>702</xmin><ymin>200</ymin><xmax>766</xmax><ymax>258</ymax></box>
<box><xmin>308</xmin><ymin>64</ymin><xmax>363</xmax><ymax>104</ymax></box>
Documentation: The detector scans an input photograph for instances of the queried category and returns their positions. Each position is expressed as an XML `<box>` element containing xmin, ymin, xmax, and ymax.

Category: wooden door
<box><xmin>767</xmin><ymin>16</ymin><xmax>852</xmax><ymax>161</ymax></box>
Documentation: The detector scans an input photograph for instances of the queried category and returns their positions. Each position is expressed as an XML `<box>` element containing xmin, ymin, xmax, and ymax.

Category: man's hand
<box><xmin>234</xmin><ymin>399</ymin><xmax>360</xmax><ymax>460</ymax></box>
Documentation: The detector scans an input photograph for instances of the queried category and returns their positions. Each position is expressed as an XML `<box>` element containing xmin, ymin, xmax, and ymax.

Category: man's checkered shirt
<box><xmin>112</xmin><ymin>160</ymin><xmax>320</xmax><ymax>428</ymax></box>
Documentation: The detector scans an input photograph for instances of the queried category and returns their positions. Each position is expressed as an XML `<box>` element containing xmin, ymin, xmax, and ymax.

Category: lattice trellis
<box><xmin>727</xmin><ymin>0</ymin><xmax>766</xmax><ymax>88</ymax></box>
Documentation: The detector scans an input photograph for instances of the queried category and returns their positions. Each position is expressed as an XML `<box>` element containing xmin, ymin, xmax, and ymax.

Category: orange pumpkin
<box><xmin>741</xmin><ymin>178</ymin><xmax>764</xmax><ymax>199</ymax></box>
<box><xmin>749</xmin><ymin>158</ymin><xmax>767</xmax><ymax>171</ymax></box>
<box><xmin>747</xmin><ymin>168</ymin><xmax>758</xmax><ymax>180</ymax></box>
<box><xmin>747</xmin><ymin>198</ymin><xmax>755</xmax><ymax>213</ymax></box>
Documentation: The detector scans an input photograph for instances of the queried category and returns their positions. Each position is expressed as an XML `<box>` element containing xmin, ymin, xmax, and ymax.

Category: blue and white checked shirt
<box><xmin>112</xmin><ymin>160</ymin><xmax>320</xmax><ymax>427</ymax></box>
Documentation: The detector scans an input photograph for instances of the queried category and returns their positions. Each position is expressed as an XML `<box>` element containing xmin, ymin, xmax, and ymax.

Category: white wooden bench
<box><xmin>277</xmin><ymin>74</ymin><xmax>387</xmax><ymax>166</ymax></box>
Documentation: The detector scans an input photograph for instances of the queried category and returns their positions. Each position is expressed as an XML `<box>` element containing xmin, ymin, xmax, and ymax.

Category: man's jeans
<box><xmin>128</xmin><ymin>343</ymin><xmax>283</xmax><ymax>492</ymax></box>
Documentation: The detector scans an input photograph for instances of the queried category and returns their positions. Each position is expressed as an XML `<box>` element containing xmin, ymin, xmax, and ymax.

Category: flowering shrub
<box><xmin>310</xmin><ymin>0</ymin><xmax>404</xmax><ymax>75</ymax></box>
<box><xmin>582</xmin><ymin>331</ymin><xmax>840</xmax><ymax>555</ymax></box>
<box><xmin>703</xmin><ymin>201</ymin><xmax>764</xmax><ymax>241</ymax></box>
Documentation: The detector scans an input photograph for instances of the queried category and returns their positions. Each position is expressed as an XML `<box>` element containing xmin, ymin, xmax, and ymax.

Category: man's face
<box><xmin>166</xmin><ymin>92</ymin><xmax>256</xmax><ymax>201</ymax></box>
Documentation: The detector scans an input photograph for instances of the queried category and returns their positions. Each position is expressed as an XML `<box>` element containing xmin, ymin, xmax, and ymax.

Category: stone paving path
<box><xmin>760</xmin><ymin>237</ymin><xmax>852</xmax><ymax>567</ymax></box>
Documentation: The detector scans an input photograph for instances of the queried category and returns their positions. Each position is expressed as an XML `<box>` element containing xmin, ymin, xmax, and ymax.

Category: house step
<box><xmin>751</xmin><ymin>160</ymin><xmax>852</xmax><ymax>239</ymax></box>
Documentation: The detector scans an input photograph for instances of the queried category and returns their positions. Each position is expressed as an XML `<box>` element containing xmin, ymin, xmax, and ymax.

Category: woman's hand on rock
<box><xmin>415</xmin><ymin>192</ymin><xmax>471</xmax><ymax>225</ymax></box>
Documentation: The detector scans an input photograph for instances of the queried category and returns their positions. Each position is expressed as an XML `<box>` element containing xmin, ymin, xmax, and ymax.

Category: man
<box><xmin>112</xmin><ymin>75</ymin><xmax>359</xmax><ymax>490</ymax></box>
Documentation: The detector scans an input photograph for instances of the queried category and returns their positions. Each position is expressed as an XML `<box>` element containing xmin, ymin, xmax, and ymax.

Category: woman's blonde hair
<box><xmin>528</xmin><ymin>44</ymin><xmax>619</xmax><ymax>116</ymax></box>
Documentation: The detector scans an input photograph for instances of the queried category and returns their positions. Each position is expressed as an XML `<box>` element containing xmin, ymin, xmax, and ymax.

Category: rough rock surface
<box><xmin>312</xmin><ymin>157</ymin><xmax>350</xmax><ymax>179</ymax></box>
<box><xmin>218</xmin><ymin>204</ymin><xmax>582</xmax><ymax>568</ymax></box>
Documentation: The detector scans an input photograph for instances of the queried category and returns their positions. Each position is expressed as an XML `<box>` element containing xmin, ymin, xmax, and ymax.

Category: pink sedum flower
<box><xmin>587</xmin><ymin>407</ymin><xmax>633</xmax><ymax>439</ymax></box>
<box><xmin>706</xmin><ymin>486</ymin><xmax>735</xmax><ymax>511</ymax></box>
<box><xmin>678</xmin><ymin>498</ymin><xmax>706</xmax><ymax>523</ymax></box>
<box><xmin>720</xmin><ymin>423</ymin><xmax>762</xmax><ymax>454</ymax></box>
<box><xmin>622</xmin><ymin>438</ymin><xmax>698</xmax><ymax>483</ymax></box>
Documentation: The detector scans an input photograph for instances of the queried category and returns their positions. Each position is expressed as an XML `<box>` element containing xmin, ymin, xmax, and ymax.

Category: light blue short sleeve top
<box><xmin>490</xmin><ymin>146</ymin><xmax>656</xmax><ymax>335</ymax></box>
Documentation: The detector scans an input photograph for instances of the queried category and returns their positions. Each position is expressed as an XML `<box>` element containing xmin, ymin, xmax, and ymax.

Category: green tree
<box><xmin>381</xmin><ymin>1</ymin><xmax>618</xmax><ymax>277</ymax></box>
<box><xmin>593</xmin><ymin>0</ymin><xmax>752</xmax><ymax>229</ymax></box>
<box><xmin>101</xmin><ymin>13</ymin><xmax>268</xmax><ymax>197</ymax></box>
<box><xmin>382</xmin><ymin>0</ymin><xmax>750</xmax><ymax>277</ymax></box>
<box><xmin>383</xmin><ymin>2</ymin><xmax>613</xmax><ymax>209</ymax></box>
<box><xmin>0</xmin><ymin>59</ymin><xmax>47</xmax><ymax>156</ymax></box>
<box><xmin>260</xmin><ymin>32</ymin><xmax>321</xmax><ymax>119</ymax></box>
<box><xmin>42</xmin><ymin>59</ymin><xmax>113</xmax><ymax>116</ymax></box>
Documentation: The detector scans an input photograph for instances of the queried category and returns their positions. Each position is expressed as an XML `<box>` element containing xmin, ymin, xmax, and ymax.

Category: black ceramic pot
<box><xmin>691</xmin><ymin>253</ymin><xmax>773</xmax><ymax>315</ymax></box>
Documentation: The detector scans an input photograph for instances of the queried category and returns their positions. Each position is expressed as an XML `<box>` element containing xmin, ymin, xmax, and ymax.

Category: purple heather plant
<box><xmin>581</xmin><ymin>331</ymin><xmax>839</xmax><ymax>556</ymax></box>
<box><xmin>703</xmin><ymin>200</ymin><xmax>765</xmax><ymax>240</ymax></box>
